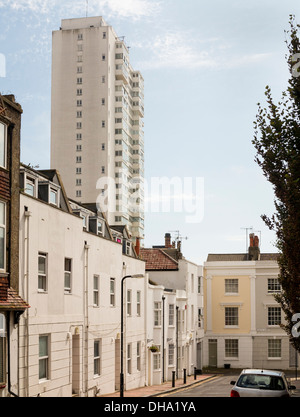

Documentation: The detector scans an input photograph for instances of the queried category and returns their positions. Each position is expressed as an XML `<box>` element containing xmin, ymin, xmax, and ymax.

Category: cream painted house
<box><xmin>18</xmin><ymin>164</ymin><xmax>146</xmax><ymax>397</ymax></box>
<box><xmin>203</xmin><ymin>234</ymin><xmax>299</xmax><ymax>370</ymax></box>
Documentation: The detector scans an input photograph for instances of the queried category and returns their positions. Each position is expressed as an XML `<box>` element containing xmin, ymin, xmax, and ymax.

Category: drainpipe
<box><xmin>144</xmin><ymin>273</ymin><xmax>148</xmax><ymax>387</ymax></box>
<box><xmin>162</xmin><ymin>295</ymin><xmax>165</xmax><ymax>383</ymax></box>
<box><xmin>176</xmin><ymin>306</ymin><xmax>179</xmax><ymax>379</ymax></box>
<box><xmin>24</xmin><ymin>208</ymin><xmax>31</xmax><ymax>397</ymax></box>
<box><xmin>83</xmin><ymin>242</ymin><xmax>90</xmax><ymax>396</ymax></box>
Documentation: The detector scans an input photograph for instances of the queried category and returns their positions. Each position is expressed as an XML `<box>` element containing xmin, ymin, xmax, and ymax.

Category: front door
<box><xmin>197</xmin><ymin>342</ymin><xmax>202</xmax><ymax>370</ymax></box>
<box><xmin>208</xmin><ymin>339</ymin><xmax>217</xmax><ymax>367</ymax></box>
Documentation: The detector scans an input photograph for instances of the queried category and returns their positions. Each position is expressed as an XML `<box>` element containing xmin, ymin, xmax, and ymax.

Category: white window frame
<box><xmin>268</xmin><ymin>306</ymin><xmax>281</xmax><ymax>326</ymax></box>
<box><xmin>49</xmin><ymin>187</ymin><xmax>59</xmax><ymax>206</ymax></box>
<box><xmin>154</xmin><ymin>302</ymin><xmax>162</xmax><ymax>327</ymax></box>
<box><xmin>137</xmin><ymin>341</ymin><xmax>141</xmax><ymax>371</ymax></box>
<box><xmin>93</xmin><ymin>275</ymin><xmax>99</xmax><ymax>307</ymax></box>
<box><xmin>110</xmin><ymin>278</ymin><xmax>115</xmax><ymax>307</ymax></box>
<box><xmin>127</xmin><ymin>289</ymin><xmax>132</xmax><ymax>316</ymax></box>
<box><xmin>38</xmin><ymin>252</ymin><xmax>47</xmax><ymax>292</ymax></box>
<box><xmin>225</xmin><ymin>279</ymin><xmax>239</xmax><ymax>294</ymax></box>
<box><xmin>94</xmin><ymin>339</ymin><xmax>101</xmax><ymax>376</ymax></box>
<box><xmin>225</xmin><ymin>307</ymin><xmax>239</xmax><ymax>327</ymax></box>
<box><xmin>0</xmin><ymin>201</ymin><xmax>6</xmax><ymax>271</ymax></box>
<box><xmin>168</xmin><ymin>343</ymin><xmax>175</xmax><ymax>366</ymax></box>
<box><xmin>268</xmin><ymin>339</ymin><xmax>282</xmax><ymax>359</ymax></box>
<box><xmin>64</xmin><ymin>258</ymin><xmax>72</xmax><ymax>294</ymax></box>
<box><xmin>198</xmin><ymin>276</ymin><xmax>203</xmax><ymax>294</ymax></box>
<box><xmin>39</xmin><ymin>335</ymin><xmax>49</xmax><ymax>381</ymax></box>
<box><xmin>153</xmin><ymin>345</ymin><xmax>161</xmax><ymax>370</ymax></box>
<box><xmin>268</xmin><ymin>278</ymin><xmax>281</xmax><ymax>294</ymax></box>
<box><xmin>169</xmin><ymin>304</ymin><xmax>175</xmax><ymax>326</ymax></box>
<box><xmin>137</xmin><ymin>291</ymin><xmax>141</xmax><ymax>316</ymax></box>
<box><xmin>0</xmin><ymin>313</ymin><xmax>6</xmax><ymax>385</ymax></box>
<box><xmin>127</xmin><ymin>343</ymin><xmax>132</xmax><ymax>374</ymax></box>
<box><xmin>25</xmin><ymin>175</ymin><xmax>37</xmax><ymax>197</ymax></box>
<box><xmin>0</xmin><ymin>122</ymin><xmax>7</xmax><ymax>169</ymax></box>
<box><xmin>225</xmin><ymin>339</ymin><xmax>239</xmax><ymax>359</ymax></box>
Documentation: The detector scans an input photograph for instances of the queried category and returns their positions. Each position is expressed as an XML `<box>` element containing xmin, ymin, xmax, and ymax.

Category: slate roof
<box><xmin>0</xmin><ymin>276</ymin><xmax>29</xmax><ymax>311</ymax></box>
<box><xmin>206</xmin><ymin>253</ymin><xmax>279</xmax><ymax>262</ymax></box>
<box><xmin>140</xmin><ymin>248</ymin><xmax>179</xmax><ymax>271</ymax></box>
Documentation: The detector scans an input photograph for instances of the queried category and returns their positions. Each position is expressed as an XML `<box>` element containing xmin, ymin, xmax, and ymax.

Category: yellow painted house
<box><xmin>203</xmin><ymin>235</ymin><xmax>298</xmax><ymax>370</ymax></box>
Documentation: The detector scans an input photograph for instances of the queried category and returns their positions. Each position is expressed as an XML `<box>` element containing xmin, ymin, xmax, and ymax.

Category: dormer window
<box><xmin>25</xmin><ymin>176</ymin><xmax>37</xmax><ymax>197</ymax></box>
<box><xmin>81</xmin><ymin>214</ymin><xmax>88</xmax><ymax>230</ymax></box>
<box><xmin>89</xmin><ymin>217</ymin><xmax>104</xmax><ymax>236</ymax></box>
<box><xmin>97</xmin><ymin>220</ymin><xmax>103</xmax><ymax>235</ymax></box>
<box><xmin>126</xmin><ymin>241</ymin><xmax>131</xmax><ymax>255</ymax></box>
<box><xmin>50</xmin><ymin>188</ymin><xmax>58</xmax><ymax>206</ymax></box>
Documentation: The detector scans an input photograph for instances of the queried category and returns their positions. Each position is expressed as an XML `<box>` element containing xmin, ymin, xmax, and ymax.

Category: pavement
<box><xmin>100</xmin><ymin>368</ymin><xmax>300</xmax><ymax>398</ymax></box>
<box><xmin>100</xmin><ymin>372</ymin><xmax>217</xmax><ymax>397</ymax></box>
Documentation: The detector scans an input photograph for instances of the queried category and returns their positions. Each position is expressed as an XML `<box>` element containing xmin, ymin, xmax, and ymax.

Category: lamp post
<box><xmin>120</xmin><ymin>274</ymin><xmax>144</xmax><ymax>397</ymax></box>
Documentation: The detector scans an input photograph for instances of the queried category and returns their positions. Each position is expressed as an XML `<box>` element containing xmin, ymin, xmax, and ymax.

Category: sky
<box><xmin>0</xmin><ymin>0</ymin><xmax>299</xmax><ymax>265</ymax></box>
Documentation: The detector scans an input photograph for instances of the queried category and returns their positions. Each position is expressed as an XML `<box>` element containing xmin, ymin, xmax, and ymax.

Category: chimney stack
<box><xmin>165</xmin><ymin>233</ymin><xmax>171</xmax><ymax>248</ymax></box>
<box><xmin>248</xmin><ymin>233</ymin><xmax>260</xmax><ymax>260</ymax></box>
<box><xmin>135</xmin><ymin>237</ymin><xmax>140</xmax><ymax>257</ymax></box>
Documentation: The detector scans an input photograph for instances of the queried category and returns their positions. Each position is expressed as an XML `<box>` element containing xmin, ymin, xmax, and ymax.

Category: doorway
<box><xmin>197</xmin><ymin>342</ymin><xmax>202</xmax><ymax>370</ymax></box>
<box><xmin>115</xmin><ymin>339</ymin><xmax>120</xmax><ymax>390</ymax></box>
<box><xmin>72</xmin><ymin>335</ymin><xmax>80</xmax><ymax>395</ymax></box>
<box><xmin>208</xmin><ymin>339</ymin><xmax>217</xmax><ymax>367</ymax></box>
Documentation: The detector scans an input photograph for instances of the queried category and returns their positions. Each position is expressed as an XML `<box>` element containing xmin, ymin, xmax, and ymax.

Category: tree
<box><xmin>253</xmin><ymin>15</ymin><xmax>300</xmax><ymax>352</ymax></box>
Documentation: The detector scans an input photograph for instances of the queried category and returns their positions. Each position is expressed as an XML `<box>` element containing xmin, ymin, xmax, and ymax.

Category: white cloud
<box><xmin>101</xmin><ymin>0</ymin><xmax>161</xmax><ymax>19</ymax></box>
<box><xmin>135</xmin><ymin>31</ymin><xmax>271</xmax><ymax>71</ymax></box>
<box><xmin>0</xmin><ymin>0</ymin><xmax>160</xmax><ymax>19</ymax></box>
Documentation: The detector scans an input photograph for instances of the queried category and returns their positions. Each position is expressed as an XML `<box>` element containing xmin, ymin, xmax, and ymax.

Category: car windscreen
<box><xmin>237</xmin><ymin>374</ymin><xmax>285</xmax><ymax>390</ymax></box>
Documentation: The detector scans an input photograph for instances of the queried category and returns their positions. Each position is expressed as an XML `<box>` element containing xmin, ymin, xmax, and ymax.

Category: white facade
<box><xmin>51</xmin><ymin>17</ymin><xmax>145</xmax><ymax>241</ymax></box>
<box><xmin>18</xmin><ymin>166</ymin><xmax>146</xmax><ymax>397</ymax></box>
<box><xmin>145</xmin><ymin>259</ymin><xmax>205</xmax><ymax>382</ymax></box>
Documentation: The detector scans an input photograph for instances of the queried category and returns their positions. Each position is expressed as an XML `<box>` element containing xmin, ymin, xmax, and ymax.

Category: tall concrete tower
<box><xmin>51</xmin><ymin>17</ymin><xmax>144</xmax><ymax>241</ymax></box>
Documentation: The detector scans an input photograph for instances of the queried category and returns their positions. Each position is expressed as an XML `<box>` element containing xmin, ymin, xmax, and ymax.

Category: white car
<box><xmin>230</xmin><ymin>369</ymin><xmax>296</xmax><ymax>397</ymax></box>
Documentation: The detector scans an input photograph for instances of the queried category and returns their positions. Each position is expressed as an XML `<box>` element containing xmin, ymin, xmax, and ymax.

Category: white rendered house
<box><xmin>18</xmin><ymin>164</ymin><xmax>146</xmax><ymax>397</ymax></box>
<box><xmin>141</xmin><ymin>234</ymin><xmax>205</xmax><ymax>383</ymax></box>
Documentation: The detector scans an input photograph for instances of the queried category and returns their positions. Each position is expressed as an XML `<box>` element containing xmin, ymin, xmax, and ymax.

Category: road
<box><xmin>164</xmin><ymin>373</ymin><xmax>300</xmax><ymax>397</ymax></box>
<box><xmin>165</xmin><ymin>374</ymin><xmax>236</xmax><ymax>397</ymax></box>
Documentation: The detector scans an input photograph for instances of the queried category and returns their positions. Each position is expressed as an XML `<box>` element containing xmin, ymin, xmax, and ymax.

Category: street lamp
<box><xmin>120</xmin><ymin>274</ymin><xmax>144</xmax><ymax>397</ymax></box>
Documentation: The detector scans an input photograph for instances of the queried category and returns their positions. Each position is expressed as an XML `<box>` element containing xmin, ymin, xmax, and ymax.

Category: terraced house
<box><xmin>18</xmin><ymin>164</ymin><xmax>146</xmax><ymax>397</ymax></box>
<box><xmin>203</xmin><ymin>234</ymin><xmax>299</xmax><ymax>370</ymax></box>
<box><xmin>141</xmin><ymin>233</ymin><xmax>205</xmax><ymax>383</ymax></box>
<box><xmin>0</xmin><ymin>95</ymin><xmax>29</xmax><ymax>398</ymax></box>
